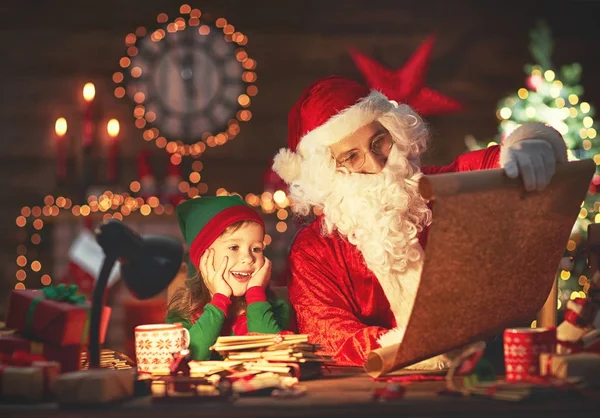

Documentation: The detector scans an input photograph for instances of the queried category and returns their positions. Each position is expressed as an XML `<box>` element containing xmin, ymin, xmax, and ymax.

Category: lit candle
<box><xmin>55</xmin><ymin>117</ymin><xmax>68</xmax><ymax>182</ymax></box>
<box><xmin>107</xmin><ymin>119</ymin><xmax>120</xmax><ymax>183</ymax></box>
<box><xmin>80</xmin><ymin>82</ymin><xmax>96</xmax><ymax>193</ymax></box>
<box><xmin>82</xmin><ymin>83</ymin><xmax>95</xmax><ymax>148</ymax></box>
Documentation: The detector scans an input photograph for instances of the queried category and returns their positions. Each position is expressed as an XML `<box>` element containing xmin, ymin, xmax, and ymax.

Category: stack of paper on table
<box><xmin>210</xmin><ymin>334</ymin><xmax>330</xmax><ymax>379</ymax></box>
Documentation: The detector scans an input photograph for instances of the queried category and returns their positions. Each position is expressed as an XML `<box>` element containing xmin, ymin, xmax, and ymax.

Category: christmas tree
<box><xmin>465</xmin><ymin>20</ymin><xmax>599</xmax><ymax>312</ymax></box>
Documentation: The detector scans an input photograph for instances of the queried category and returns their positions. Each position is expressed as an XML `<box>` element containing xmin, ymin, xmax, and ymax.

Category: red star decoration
<box><xmin>349</xmin><ymin>35</ymin><xmax>463</xmax><ymax>116</ymax></box>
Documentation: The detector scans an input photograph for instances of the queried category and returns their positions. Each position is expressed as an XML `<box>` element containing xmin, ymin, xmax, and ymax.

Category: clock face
<box><xmin>117</xmin><ymin>20</ymin><xmax>255</xmax><ymax>154</ymax></box>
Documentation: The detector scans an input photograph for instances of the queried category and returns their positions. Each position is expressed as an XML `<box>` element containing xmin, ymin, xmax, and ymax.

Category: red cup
<box><xmin>503</xmin><ymin>327</ymin><xmax>556</xmax><ymax>381</ymax></box>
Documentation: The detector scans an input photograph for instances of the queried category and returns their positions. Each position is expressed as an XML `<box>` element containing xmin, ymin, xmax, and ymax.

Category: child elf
<box><xmin>166</xmin><ymin>196</ymin><xmax>292</xmax><ymax>360</ymax></box>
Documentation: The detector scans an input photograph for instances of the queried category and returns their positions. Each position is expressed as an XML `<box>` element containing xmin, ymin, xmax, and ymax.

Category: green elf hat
<box><xmin>176</xmin><ymin>196</ymin><xmax>265</xmax><ymax>270</ymax></box>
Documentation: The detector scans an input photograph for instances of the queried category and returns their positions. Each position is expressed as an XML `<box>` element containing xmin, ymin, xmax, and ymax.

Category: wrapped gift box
<box><xmin>539</xmin><ymin>352</ymin><xmax>600</xmax><ymax>386</ymax></box>
<box><xmin>55</xmin><ymin>369</ymin><xmax>134</xmax><ymax>405</ymax></box>
<box><xmin>0</xmin><ymin>361</ymin><xmax>60</xmax><ymax>402</ymax></box>
<box><xmin>5</xmin><ymin>288</ymin><xmax>111</xmax><ymax>346</ymax></box>
<box><xmin>0</xmin><ymin>335</ymin><xmax>82</xmax><ymax>373</ymax></box>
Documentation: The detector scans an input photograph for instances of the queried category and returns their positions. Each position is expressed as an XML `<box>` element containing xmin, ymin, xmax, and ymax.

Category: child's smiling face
<box><xmin>208</xmin><ymin>222</ymin><xmax>265</xmax><ymax>297</ymax></box>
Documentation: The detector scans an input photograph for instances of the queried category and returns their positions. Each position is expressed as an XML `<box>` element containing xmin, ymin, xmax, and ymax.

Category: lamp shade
<box><xmin>95</xmin><ymin>219</ymin><xmax>184</xmax><ymax>299</ymax></box>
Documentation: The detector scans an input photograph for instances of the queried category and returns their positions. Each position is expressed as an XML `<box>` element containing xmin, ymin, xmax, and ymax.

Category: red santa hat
<box><xmin>272</xmin><ymin>75</ymin><xmax>397</xmax><ymax>183</ymax></box>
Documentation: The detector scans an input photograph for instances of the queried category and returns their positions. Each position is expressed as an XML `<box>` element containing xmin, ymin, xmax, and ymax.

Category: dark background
<box><xmin>1</xmin><ymin>0</ymin><xmax>600</xmax><ymax>313</ymax></box>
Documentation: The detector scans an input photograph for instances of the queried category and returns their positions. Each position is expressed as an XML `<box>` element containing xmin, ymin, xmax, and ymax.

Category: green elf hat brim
<box><xmin>176</xmin><ymin>196</ymin><xmax>265</xmax><ymax>270</ymax></box>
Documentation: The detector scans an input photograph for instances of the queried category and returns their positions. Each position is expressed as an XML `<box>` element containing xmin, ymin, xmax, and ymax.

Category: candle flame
<box><xmin>107</xmin><ymin>119</ymin><xmax>120</xmax><ymax>137</ymax></box>
<box><xmin>83</xmin><ymin>82</ymin><xmax>96</xmax><ymax>101</ymax></box>
<box><xmin>55</xmin><ymin>117</ymin><xmax>67</xmax><ymax>136</ymax></box>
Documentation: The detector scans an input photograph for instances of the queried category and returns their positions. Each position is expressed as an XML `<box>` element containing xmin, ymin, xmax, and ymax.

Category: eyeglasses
<box><xmin>334</xmin><ymin>134</ymin><xmax>393</xmax><ymax>172</ymax></box>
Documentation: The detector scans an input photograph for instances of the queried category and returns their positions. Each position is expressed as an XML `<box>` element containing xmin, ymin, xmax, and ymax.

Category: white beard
<box><xmin>290</xmin><ymin>145</ymin><xmax>432</xmax><ymax>333</ymax></box>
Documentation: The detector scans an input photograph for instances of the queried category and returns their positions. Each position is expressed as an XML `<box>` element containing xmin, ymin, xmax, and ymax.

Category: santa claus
<box><xmin>272</xmin><ymin>75</ymin><xmax>567</xmax><ymax>368</ymax></box>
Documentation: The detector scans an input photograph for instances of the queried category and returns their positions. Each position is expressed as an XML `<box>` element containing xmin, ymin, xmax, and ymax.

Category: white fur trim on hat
<box><xmin>500</xmin><ymin>122</ymin><xmax>568</xmax><ymax>165</ymax></box>
<box><xmin>272</xmin><ymin>148</ymin><xmax>302</xmax><ymax>183</ymax></box>
<box><xmin>297</xmin><ymin>89</ymin><xmax>395</xmax><ymax>156</ymax></box>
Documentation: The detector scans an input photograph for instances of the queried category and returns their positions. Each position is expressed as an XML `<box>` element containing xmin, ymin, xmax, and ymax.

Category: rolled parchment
<box><xmin>364</xmin><ymin>160</ymin><xmax>595</xmax><ymax>377</ymax></box>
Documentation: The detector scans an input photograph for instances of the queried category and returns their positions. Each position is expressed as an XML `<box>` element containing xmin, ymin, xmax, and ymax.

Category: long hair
<box><xmin>167</xmin><ymin>220</ymin><xmax>277</xmax><ymax>321</ymax></box>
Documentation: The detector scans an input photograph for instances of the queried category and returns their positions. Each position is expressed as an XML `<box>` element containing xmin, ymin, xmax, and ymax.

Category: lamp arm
<box><xmin>89</xmin><ymin>253</ymin><xmax>117</xmax><ymax>369</ymax></box>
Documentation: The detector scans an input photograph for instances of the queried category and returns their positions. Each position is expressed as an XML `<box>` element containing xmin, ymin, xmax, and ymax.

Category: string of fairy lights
<box><xmin>14</xmin><ymin>4</ymin><xmax>297</xmax><ymax>290</ymax></box>
<box><xmin>112</xmin><ymin>4</ymin><xmax>257</xmax><ymax>159</ymax></box>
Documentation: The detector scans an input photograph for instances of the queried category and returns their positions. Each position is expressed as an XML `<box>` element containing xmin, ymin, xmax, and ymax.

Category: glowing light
<box><xmin>131</xmin><ymin>66</ymin><xmax>142</xmax><ymax>78</ymax></box>
<box><xmin>264</xmin><ymin>234</ymin><xmax>272</xmax><ymax>245</ymax></box>
<box><xmin>276</xmin><ymin>222</ymin><xmax>288</xmax><ymax>233</ymax></box>
<box><xmin>560</xmin><ymin>270</ymin><xmax>571</xmax><ymax>280</ymax></box>
<box><xmin>549</xmin><ymin>85</ymin><xmax>561</xmax><ymax>98</ymax></box>
<box><xmin>525</xmin><ymin>107</ymin><xmax>536</xmax><ymax>118</ymax></box>
<box><xmin>588</xmin><ymin>128</ymin><xmax>597</xmax><ymax>139</ymax></box>
<box><xmin>568</xmin><ymin>94</ymin><xmax>579</xmax><ymax>105</ymax></box>
<box><xmin>544</xmin><ymin>70</ymin><xmax>555</xmax><ymax>81</ymax></box>
<box><xmin>41</xmin><ymin>274</ymin><xmax>52</xmax><ymax>286</ymax></box>
<box><xmin>83</xmin><ymin>83</ymin><xmax>96</xmax><ymax>101</ymax></box>
<box><xmin>273</xmin><ymin>190</ymin><xmax>287</xmax><ymax>206</ymax></box>
<box><xmin>15</xmin><ymin>283</ymin><xmax>25</xmax><ymax>290</ymax></box>
<box><xmin>107</xmin><ymin>119</ymin><xmax>120</xmax><ymax>137</ymax></box>
<box><xmin>498</xmin><ymin>107</ymin><xmax>512</xmax><ymax>120</ymax></box>
<box><xmin>581</xmin><ymin>102</ymin><xmax>591</xmax><ymax>113</ymax></box>
<box><xmin>55</xmin><ymin>117</ymin><xmax>67</xmax><ymax>136</ymax></box>
<box><xmin>114</xmin><ymin>87</ymin><xmax>125</xmax><ymax>98</ymax></box>
<box><xmin>125</xmin><ymin>33</ymin><xmax>136</xmax><ymax>45</ymax></box>
<box><xmin>16</xmin><ymin>256</ymin><xmax>27</xmax><ymax>267</ymax></box>
<box><xmin>583</xmin><ymin>116</ymin><xmax>594</xmax><ymax>128</ymax></box>
<box><xmin>277</xmin><ymin>209</ymin><xmax>288</xmax><ymax>220</ymax></box>
<box><xmin>31</xmin><ymin>261</ymin><xmax>41</xmax><ymax>272</ymax></box>
<box><xmin>16</xmin><ymin>216</ymin><xmax>26</xmax><ymax>227</ymax></box>
<box><xmin>517</xmin><ymin>88</ymin><xmax>528</xmax><ymax>99</ymax></box>
<box><xmin>189</xmin><ymin>172</ymin><xmax>201</xmax><ymax>183</ymax></box>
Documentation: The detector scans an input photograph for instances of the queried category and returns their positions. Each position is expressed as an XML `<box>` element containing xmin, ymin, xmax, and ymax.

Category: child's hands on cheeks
<box><xmin>200</xmin><ymin>248</ymin><xmax>232</xmax><ymax>298</ymax></box>
<box><xmin>247</xmin><ymin>257</ymin><xmax>272</xmax><ymax>289</ymax></box>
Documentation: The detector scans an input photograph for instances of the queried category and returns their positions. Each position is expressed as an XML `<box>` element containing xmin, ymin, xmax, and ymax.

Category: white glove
<box><xmin>499</xmin><ymin>139</ymin><xmax>567</xmax><ymax>192</ymax></box>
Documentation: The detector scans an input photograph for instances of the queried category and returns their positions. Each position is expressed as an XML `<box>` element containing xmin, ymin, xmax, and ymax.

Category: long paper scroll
<box><xmin>364</xmin><ymin>159</ymin><xmax>595</xmax><ymax>377</ymax></box>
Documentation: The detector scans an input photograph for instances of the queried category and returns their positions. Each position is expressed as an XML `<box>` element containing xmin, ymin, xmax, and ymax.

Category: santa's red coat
<box><xmin>287</xmin><ymin>146</ymin><xmax>501</xmax><ymax>366</ymax></box>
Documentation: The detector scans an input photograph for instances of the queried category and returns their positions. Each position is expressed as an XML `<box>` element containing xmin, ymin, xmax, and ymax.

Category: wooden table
<box><xmin>2</xmin><ymin>367</ymin><xmax>599</xmax><ymax>418</ymax></box>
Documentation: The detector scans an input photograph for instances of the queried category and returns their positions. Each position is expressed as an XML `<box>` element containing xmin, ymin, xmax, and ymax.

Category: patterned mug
<box><xmin>503</xmin><ymin>327</ymin><xmax>556</xmax><ymax>382</ymax></box>
<box><xmin>135</xmin><ymin>323</ymin><xmax>190</xmax><ymax>374</ymax></box>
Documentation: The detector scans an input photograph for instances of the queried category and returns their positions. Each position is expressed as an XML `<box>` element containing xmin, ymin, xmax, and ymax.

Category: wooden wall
<box><xmin>1</xmin><ymin>0</ymin><xmax>600</xmax><ymax>313</ymax></box>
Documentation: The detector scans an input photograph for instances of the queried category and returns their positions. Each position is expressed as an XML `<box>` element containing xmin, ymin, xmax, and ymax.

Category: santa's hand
<box><xmin>500</xmin><ymin>139</ymin><xmax>566</xmax><ymax>192</ymax></box>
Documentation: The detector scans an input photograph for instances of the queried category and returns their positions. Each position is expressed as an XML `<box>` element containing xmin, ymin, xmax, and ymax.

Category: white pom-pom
<box><xmin>272</xmin><ymin>148</ymin><xmax>302</xmax><ymax>183</ymax></box>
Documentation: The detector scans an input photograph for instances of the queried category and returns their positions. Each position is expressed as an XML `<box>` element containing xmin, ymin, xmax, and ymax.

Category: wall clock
<box><xmin>114</xmin><ymin>8</ymin><xmax>257</xmax><ymax>157</ymax></box>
